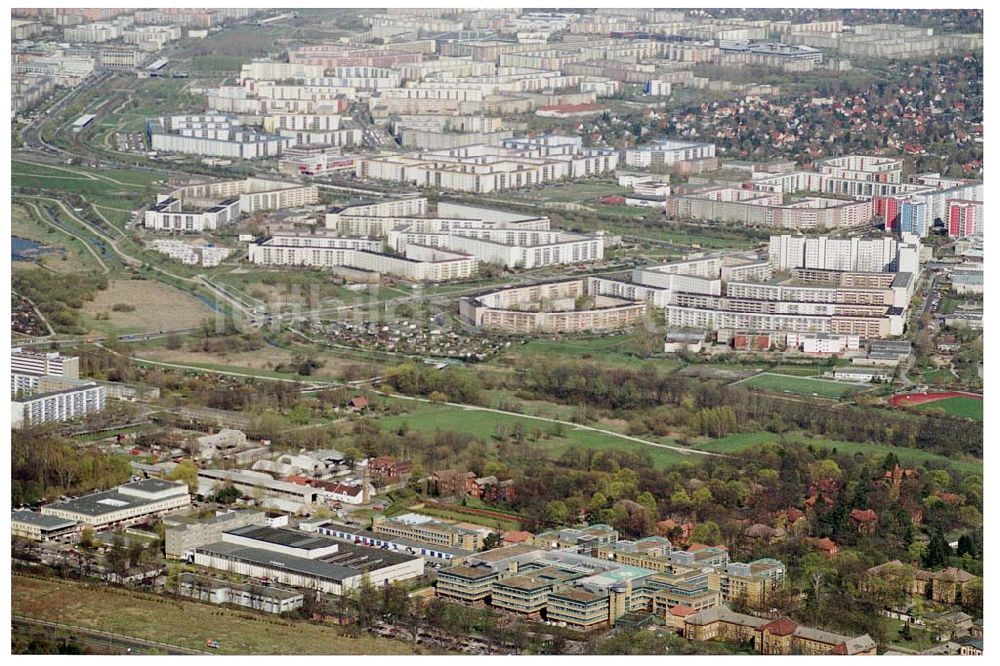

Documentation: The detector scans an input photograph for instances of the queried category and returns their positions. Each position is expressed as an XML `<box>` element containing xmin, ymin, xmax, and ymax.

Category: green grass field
<box><xmin>921</xmin><ymin>369</ymin><xmax>956</xmax><ymax>385</ymax></box>
<box><xmin>12</xmin><ymin>160</ymin><xmax>162</xmax><ymax>188</ymax></box>
<box><xmin>379</xmin><ymin>401</ymin><xmax>693</xmax><ymax>468</ymax></box>
<box><xmin>735</xmin><ymin>372</ymin><xmax>867</xmax><ymax>399</ymax></box>
<box><xmin>694</xmin><ymin>432</ymin><xmax>981</xmax><ymax>475</ymax></box>
<box><xmin>500</xmin><ymin>336</ymin><xmax>681</xmax><ymax>370</ymax></box>
<box><xmin>915</xmin><ymin>396</ymin><xmax>983</xmax><ymax>421</ymax></box>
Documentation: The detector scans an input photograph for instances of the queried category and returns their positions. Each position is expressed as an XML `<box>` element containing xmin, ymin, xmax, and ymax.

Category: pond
<box><xmin>12</xmin><ymin>236</ymin><xmax>55</xmax><ymax>262</ymax></box>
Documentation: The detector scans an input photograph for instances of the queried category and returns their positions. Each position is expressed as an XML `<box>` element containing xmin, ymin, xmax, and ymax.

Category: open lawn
<box><xmin>734</xmin><ymin>372</ymin><xmax>867</xmax><ymax>399</ymax></box>
<box><xmin>12</xmin><ymin>159</ymin><xmax>162</xmax><ymax>191</ymax></box>
<box><xmin>693</xmin><ymin>432</ymin><xmax>982</xmax><ymax>475</ymax></box>
<box><xmin>499</xmin><ymin>336</ymin><xmax>681</xmax><ymax>371</ymax></box>
<box><xmin>135</xmin><ymin>346</ymin><xmax>371</xmax><ymax>382</ymax></box>
<box><xmin>379</xmin><ymin>401</ymin><xmax>693</xmax><ymax>468</ymax></box>
<box><xmin>915</xmin><ymin>396</ymin><xmax>983</xmax><ymax>421</ymax></box>
<box><xmin>11</xmin><ymin>574</ymin><xmax>422</xmax><ymax>655</ymax></box>
<box><xmin>517</xmin><ymin>180</ymin><xmax>624</xmax><ymax>204</ymax></box>
<box><xmin>921</xmin><ymin>369</ymin><xmax>956</xmax><ymax>385</ymax></box>
<box><xmin>82</xmin><ymin>279</ymin><xmax>216</xmax><ymax>335</ymax></box>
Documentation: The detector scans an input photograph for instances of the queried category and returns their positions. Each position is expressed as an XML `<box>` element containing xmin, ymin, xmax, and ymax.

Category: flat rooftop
<box><xmin>43</xmin><ymin>480</ymin><xmax>187</xmax><ymax>518</ymax></box>
<box><xmin>226</xmin><ymin>524</ymin><xmax>339</xmax><ymax>551</ymax></box>
<box><xmin>12</xmin><ymin>510</ymin><xmax>79</xmax><ymax>530</ymax></box>
<box><xmin>197</xmin><ymin>538</ymin><xmax>419</xmax><ymax>582</ymax></box>
<box><xmin>318</xmin><ymin>522</ymin><xmax>473</xmax><ymax>558</ymax></box>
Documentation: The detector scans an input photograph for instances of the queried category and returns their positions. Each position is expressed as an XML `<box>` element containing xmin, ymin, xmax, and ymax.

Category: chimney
<box><xmin>362</xmin><ymin>465</ymin><xmax>371</xmax><ymax>505</ymax></box>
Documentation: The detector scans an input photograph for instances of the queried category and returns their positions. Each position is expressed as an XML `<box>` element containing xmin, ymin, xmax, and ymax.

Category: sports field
<box><xmin>889</xmin><ymin>391</ymin><xmax>983</xmax><ymax>421</ymax></box>
<box><xmin>914</xmin><ymin>396</ymin><xmax>983</xmax><ymax>421</ymax></box>
<box><xmin>734</xmin><ymin>372</ymin><xmax>867</xmax><ymax>399</ymax></box>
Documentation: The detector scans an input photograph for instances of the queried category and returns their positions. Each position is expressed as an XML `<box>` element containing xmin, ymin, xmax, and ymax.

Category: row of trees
<box><xmin>12</xmin><ymin>428</ymin><xmax>132</xmax><ymax>505</ymax></box>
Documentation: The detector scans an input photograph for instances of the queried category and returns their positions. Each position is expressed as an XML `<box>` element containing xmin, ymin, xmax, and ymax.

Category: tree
<box><xmin>79</xmin><ymin>526</ymin><xmax>95</xmax><ymax>550</ymax></box>
<box><xmin>166</xmin><ymin>460</ymin><xmax>199</xmax><ymax>493</ymax></box>
<box><xmin>908</xmin><ymin>540</ymin><xmax>928</xmax><ymax>566</ymax></box>
<box><xmin>106</xmin><ymin>533</ymin><xmax>130</xmax><ymax>581</ymax></box>
<box><xmin>670</xmin><ymin>488</ymin><xmax>693</xmax><ymax>512</ymax></box>
<box><xmin>636</xmin><ymin>491</ymin><xmax>658</xmax><ymax>514</ymax></box>
<box><xmin>380</xmin><ymin>582</ymin><xmax>412</xmax><ymax>624</ymax></box>
<box><xmin>288</xmin><ymin>402</ymin><xmax>311</xmax><ymax>426</ymax></box>
<box><xmin>691</xmin><ymin>521</ymin><xmax>722</xmax><ymax>546</ymax></box>
<box><xmin>956</xmin><ymin>534</ymin><xmax>976</xmax><ymax>558</ymax></box>
<box><xmin>923</xmin><ymin>530</ymin><xmax>953</xmax><ymax>569</ymax></box>
<box><xmin>214</xmin><ymin>484</ymin><xmax>242</xmax><ymax>505</ymax></box>
<box><xmin>545</xmin><ymin>500</ymin><xmax>570</xmax><ymax>525</ymax></box>
<box><xmin>588</xmin><ymin>492</ymin><xmax>608</xmax><ymax>514</ymax></box>
<box><xmin>352</xmin><ymin>576</ymin><xmax>379</xmax><ymax>627</ymax></box>
<box><xmin>482</xmin><ymin>532</ymin><xmax>503</xmax><ymax>551</ymax></box>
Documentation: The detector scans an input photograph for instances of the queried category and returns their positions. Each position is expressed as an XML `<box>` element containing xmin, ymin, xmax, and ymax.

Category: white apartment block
<box><xmin>459</xmin><ymin>280</ymin><xmax>647</xmax><ymax>334</ymax></box>
<box><xmin>356</xmin><ymin>135</ymin><xmax>619</xmax><ymax>194</ymax></box>
<box><xmin>769</xmin><ymin>235</ymin><xmax>919</xmax><ymax>275</ymax></box>
<box><xmin>150</xmin><ymin>240</ymin><xmax>232</xmax><ymax>267</ymax></box>
<box><xmin>124</xmin><ymin>24</ymin><xmax>183</xmax><ymax>49</ymax></box>
<box><xmin>148</xmin><ymin>115</ymin><xmax>288</xmax><ymax>159</ymax></box>
<box><xmin>645</xmin><ymin>80</ymin><xmax>673</xmax><ymax>97</ymax></box>
<box><xmin>248</xmin><ymin>235</ymin><xmax>477</xmax><ymax>283</ymax></box>
<box><xmin>720</xmin><ymin>257</ymin><xmax>773</xmax><ymax>283</ymax></box>
<box><xmin>240</xmin><ymin>61</ymin><xmax>326</xmax><ymax>82</ymax></box>
<box><xmin>145</xmin><ymin>178</ymin><xmax>318</xmax><ymax>232</ymax></box>
<box><xmin>11</xmin><ymin>382</ymin><xmax>106</xmax><ymax>428</ymax></box>
<box><xmin>145</xmin><ymin>196</ymin><xmax>241</xmax><ymax>233</ymax></box>
<box><xmin>322</xmin><ymin>198</ymin><xmax>604</xmax><ymax>271</ymax></box>
<box><xmin>277</xmin><ymin>127</ymin><xmax>362</xmax><ymax>148</ymax></box>
<box><xmin>669</xmin><ymin>188</ymin><xmax>873</xmax><ymax>230</ymax></box>
<box><xmin>326</xmin><ymin>197</ymin><xmax>428</xmax><ymax>224</ymax></box>
<box><xmin>624</xmin><ymin>140</ymin><xmax>716</xmax><ymax>168</ymax></box>
<box><xmin>430</xmin><ymin>232</ymin><xmax>603</xmax><ymax>269</ymax></box>
<box><xmin>64</xmin><ymin>22</ymin><xmax>125</xmax><ymax>43</ymax></box>
<box><xmin>786</xmin><ymin>333</ymin><xmax>861</xmax><ymax>354</ymax></box>
<box><xmin>11</xmin><ymin>348</ymin><xmax>79</xmax><ymax>379</ymax></box>
<box><xmin>262</xmin><ymin>114</ymin><xmax>344</xmax><ymax>132</ymax></box>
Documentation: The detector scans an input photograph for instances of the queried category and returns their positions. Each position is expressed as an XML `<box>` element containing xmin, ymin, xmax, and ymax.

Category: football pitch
<box><xmin>733</xmin><ymin>372</ymin><xmax>868</xmax><ymax>399</ymax></box>
<box><xmin>915</xmin><ymin>396</ymin><xmax>983</xmax><ymax>421</ymax></box>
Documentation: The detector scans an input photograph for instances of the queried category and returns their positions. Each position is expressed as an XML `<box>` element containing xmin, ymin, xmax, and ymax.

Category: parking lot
<box><xmin>115</xmin><ymin>131</ymin><xmax>146</xmax><ymax>153</ymax></box>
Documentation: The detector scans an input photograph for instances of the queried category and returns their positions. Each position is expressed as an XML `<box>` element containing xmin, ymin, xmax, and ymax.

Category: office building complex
<box><xmin>41</xmin><ymin>479</ymin><xmax>190</xmax><ymax>530</ymax></box>
<box><xmin>192</xmin><ymin>525</ymin><xmax>424</xmax><ymax>596</ymax></box>
<box><xmin>436</xmin><ymin>538</ymin><xmax>787</xmax><ymax>633</ymax></box>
